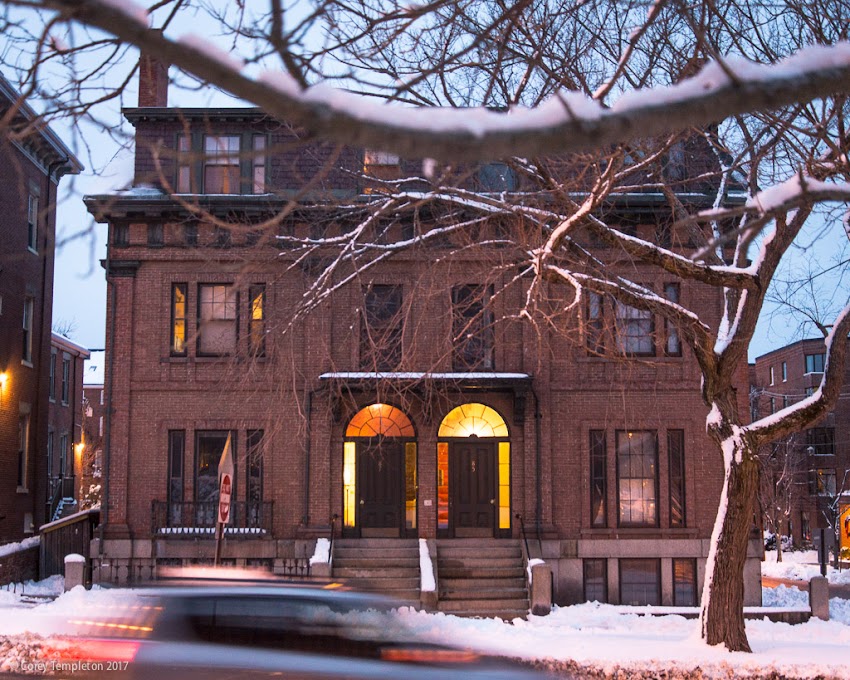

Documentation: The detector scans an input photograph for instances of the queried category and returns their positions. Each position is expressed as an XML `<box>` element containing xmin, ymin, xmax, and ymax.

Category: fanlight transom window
<box><xmin>438</xmin><ymin>402</ymin><xmax>508</xmax><ymax>438</ymax></box>
<box><xmin>346</xmin><ymin>403</ymin><xmax>415</xmax><ymax>438</ymax></box>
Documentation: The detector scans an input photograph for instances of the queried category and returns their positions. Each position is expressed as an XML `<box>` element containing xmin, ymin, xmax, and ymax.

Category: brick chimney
<box><xmin>138</xmin><ymin>46</ymin><xmax>168</xmax><ymax>107</ymax></box>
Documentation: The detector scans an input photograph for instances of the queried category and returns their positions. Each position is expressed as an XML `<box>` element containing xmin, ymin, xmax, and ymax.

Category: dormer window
<box><xmin>204</xmin><ymin>135</ymin><xmax>240</xmax><ymax>194</ymax></box>
<box><xmin>363</xmin><ymin>150</ymin><xmax>400</xmax><ymax>193</ymax></box>
<box><xmin>175</xmin><ymin>132</ymin><xmax>268</xmax><ymax>195</ymax></box>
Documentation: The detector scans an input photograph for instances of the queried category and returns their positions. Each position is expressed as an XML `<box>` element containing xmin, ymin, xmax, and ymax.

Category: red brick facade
<box><xmin>0</xmin><ymin>75</ymin><xmax>81</xmax><ymax>546</ymax></box>
<box><xmin>83</xmin><ymin>73</ymin><xmax>761</xmax><ymax>605</ymax></box>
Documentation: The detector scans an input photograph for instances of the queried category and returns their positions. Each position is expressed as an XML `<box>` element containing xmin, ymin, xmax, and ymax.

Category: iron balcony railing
<box><xmin>151</xmin><ymin>500</ymin><xmax>273</xmax><ymax>537</ymax></box>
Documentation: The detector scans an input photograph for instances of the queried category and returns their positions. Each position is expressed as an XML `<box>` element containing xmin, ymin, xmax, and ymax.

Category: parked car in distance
<box><xmin>49</xmin><ymin>582</ymin><xmax>545</xmax><ymax>679</ymax></box>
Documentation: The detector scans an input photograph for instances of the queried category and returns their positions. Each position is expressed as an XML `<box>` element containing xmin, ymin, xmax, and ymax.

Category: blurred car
<box><xmin>48</xmin><ymin>581</ymin><xmax>544</xmax><ymax>679</ymax></box>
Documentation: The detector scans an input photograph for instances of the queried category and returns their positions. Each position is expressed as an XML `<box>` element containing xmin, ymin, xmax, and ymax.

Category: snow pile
<box><xmin>526</xmin><ymin>558</ymin><xmax>544</xmax><ymax>583</ymax></box>
<box><xmin>0</xmin><ymin>536</ymin><xmax>40</xmax><ymax>558</ymax></box>
<box><xmin>309</xmin><ymin>538</ymin><xmax>330</xmax><ymax>565</ymax></box>
<box><xmin>418</xmin><ymin>540</ymin><xmax>435</xmax><ymax>592</ymax></box>
<box><xmin>395</xmin><ymin>602</ymin><xmax>850</xmax><ymax>678</ymax></box>
<box><xmin>762</xmin><ymin>550</ymin><xmax>850</xmax><ymax>585</ymax></box>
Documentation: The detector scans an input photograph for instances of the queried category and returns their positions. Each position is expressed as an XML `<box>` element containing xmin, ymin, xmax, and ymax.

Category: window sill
<box><xmin>27</xmin><ymin>247</ymin><xmax>38</xmax><ymax>255</ymax></box>
<box><xmin>16</xmin><ymin>486</ymin><xmax>28</xmax><ymax>494</ymax></box>
<box><xmin>21</xmin><ymin>360</ymin><xmax>33</xmax><ymax>369</ymax></box>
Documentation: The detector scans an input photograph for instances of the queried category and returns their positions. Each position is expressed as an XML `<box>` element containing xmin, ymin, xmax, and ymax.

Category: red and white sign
<box><xmin>218</xmin><ymin>472</ymin><xmax>232</xmax><ymax>524</ymax></box>
<box><xmin>217</xmin><ymin>433</ymin><xmax>235</xmax><ymax>526</ymax></box>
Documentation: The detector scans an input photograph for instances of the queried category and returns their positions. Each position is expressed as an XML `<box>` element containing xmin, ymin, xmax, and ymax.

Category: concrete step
<box><xmin>438</xmin><ymin>557</ymin><xmax>520</xmax><ymax>569</ymax></box>
<box><xmin>440</xmin><ymin>577</ymin><xmax>526</xmax><ymax>590</ymax></box>
<box><xmin>440</xmin><ymin>587</ymin><xmax>528</xmax><ymax>601</ymax></box>
<box><xmin>334</xmin><ymin>566</ymin><xmax>418</xmax><ymax>579</ymax></box>
<box><xmin>334</xmin><ymin>547</ymin><xmax>419</xmax><ymax>559</ymax></box>
<box><xmin>437</xmin><ymin>560</ymin><xmax>525</xmax><ymax>578</ymax></box>
<box><xmin>436</xmin><ymin>539</ymin><xmax>521</xmax><ymax>548</ymax></box>
<box><xmin>334</xmin><ymin>539</ymin><xmax>419</xmax><ymax>549</ymax></box>
<box><xmin>334</xmin><ymin>556</ymin><xmax>419</xmax><ymax>569</ymax></box>
<box><xmin>339</xmin><ymin>576</ymin><xmax>420</xmax><ymax>590</ymax></box>
<box><xmin>437</xmin><ymin>545</ymin><xmax>521</xmax><ymax>559</ymax></box>
<box><xmin>437</xmin><ymin>598</ymin><xmax>529</xmax><ymax>613</ymax></box>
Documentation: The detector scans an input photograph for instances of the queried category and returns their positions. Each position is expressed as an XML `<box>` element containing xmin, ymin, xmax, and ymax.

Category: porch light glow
<box><xmin>0</xmin><ymin>372</ymin><xmax>7</xmax><ymax>388</ymax></box>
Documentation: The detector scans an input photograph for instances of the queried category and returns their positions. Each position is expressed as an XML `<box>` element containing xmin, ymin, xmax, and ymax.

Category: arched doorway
<box><xmin>437</xmin><ymin>403</ymin><xmax>511</xmax><ymax>538</ymax></box>
<box><xmin>343</xmin><ymin>403</ymin><xmax>417</xmax><ymax>537</ymax></box>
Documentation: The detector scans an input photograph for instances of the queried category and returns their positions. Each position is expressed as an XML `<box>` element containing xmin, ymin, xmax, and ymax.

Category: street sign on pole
<box><xmin>214</xmin><ymin>433</ymin><xmax>234</xmax><ymax>566</ymax></box>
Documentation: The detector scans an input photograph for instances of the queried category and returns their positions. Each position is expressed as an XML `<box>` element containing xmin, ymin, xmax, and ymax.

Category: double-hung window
<box><xmin>586</xmin><ymin>291</ymin><xmax>604</xmax><ymax>354</ymax></box>
<box><xmin>22</xmin><ymin>296</ymin><xmax>34</xmax><ymax>364</ymax></box>
<box><xmin>589</xmin><ymin>430</ymin><xmax>607</xmax><ymax>527</ymax></box>
<box><xmin>668</xmin><ymin>430</ymin><xmax>686</xmax><ymax>528</ymax></box>
<box><xmin>17</xmin><ymin>415</ymin><xmax>29</xmax><ymax>489</ymax></box>
<box><xmin>246</xmin><ymin>429</ymin><xmax>264</xmax><ymax>526</ymax></box>
<box><xmin>805</xmin><ymin>353</ymin><xmax>825</xmax><ymax>374</ymax></box>
<box><xmin>171</xmin><ymin>283</ymin><xmax>188</xmax><ymax>356</ymax></box>
<box><xmin>167</xmin><ymin>431</ymin><xmax>185</xmax><ymax>525</ymax></box>
<box><xmin>198</xmin><ymin>284</ymin><xmax>237</xmax><ymax>356</ymax></box>
<box><xmin>249</xmin><ymin>285</ymin><xmax>266</xmax><ymax>357</ymax></box>
<box><xmin>27</xmin><ymin>195</ymin><xmax>38</xmax><ymax>252</ymax></box>
<box><xmin>194</xmin><ymin>431</ymin><xmax>235</xmax><ymax>526</ymax></box>
<box><xmin>616</xmin><ymin>430</ymin><xmax>658</xmax><ymax>527</ymax></box>
<box><xmin>663</xmin><ymin>283</ymin><xmax>681</xmax><ymax>356</ymax></box>
<box><xmin>204</xmin><ymin>136</ymin><xmax>241</xmax><ymax>194</ymax></box>
<box><xmin>452</xmin><ymin>284</ymin><xmax>494</xmax><ymax>370</ymax></box>
<box><xmin>615</xmin><ymin>302</ymin><xmax>654</xmax><ymax>356</ymax></box>
<box><xmin>61</xmin><ymin>356</ymin><xmax>70</xmax><ymax>404</ymax></box>
<box><xmin>361</xmin><ymin>284</ymin><xmax>403</xmax><ymax>370</ymax></box>
<box><xmin>49</xmin><ymin>350</ymin><xmax>57</xmax><ymax>401</ymax></box>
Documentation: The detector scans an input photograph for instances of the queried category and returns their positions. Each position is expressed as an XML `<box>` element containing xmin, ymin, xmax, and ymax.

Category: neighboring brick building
<box><xmin>83</xmin><ymin>59</ymin><xmax>761</xmax><ymax>607</ymax></box>
<box><xmin>45</xmin><ymin>333</ymin><xmax>89</xmax><ymax>523</ymax></box>
<box><xmin>0</xmin><ymin>74</ymin><xmax>81</xmax><ymax>545</ymax></box>
<box><xmin>752</xmin><ymin>338</ymin><xmax>850</xmax><ymax>555</ymax></box>
<box><xmin>80</xmin><ymin>349</ymin><xmax>105</xmax><ymax>510</ymax></box>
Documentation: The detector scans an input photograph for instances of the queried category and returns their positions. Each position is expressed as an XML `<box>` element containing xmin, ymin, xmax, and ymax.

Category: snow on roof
<box><xmin>51</xmin><ymin>333</ymin><xmax>90</xmax><ymax>357</ymax></box>
<box><xmin>84</xmin><ymin>350</ymin><xmax>106</xmax><ymax>387</ymax></box>
<box><xmin>319</xmin><ymin>372</ymin><xmax>531</xmax><ymax>380</ymax></box>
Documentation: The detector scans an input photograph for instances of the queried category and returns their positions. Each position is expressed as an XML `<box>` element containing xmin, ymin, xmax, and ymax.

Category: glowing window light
<box><xmin>498</xmin><ymin>441</ymin><xmax>511</xmax><ymax>529</ymax></box>
<box><xmin>343</xmin><ymin>442</ymin><xmax>356</xmax><ymax>528</ymax></box>
<box><xmin>438</xmin><ymin>403</ymin><xmax>508</xmax><ymax>438</ymax></box>
<box><xmin>345</xmin><ymin>403</ymin><xmax>415</xmax><ymax>438</ymax></box>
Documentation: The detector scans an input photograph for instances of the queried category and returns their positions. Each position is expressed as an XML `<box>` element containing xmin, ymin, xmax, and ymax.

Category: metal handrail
<box><xmin>515</xmin><ymin>512</ymin><xmax>531</xmax><ymax>562</ymax></box>
<box><xmin>329</xmin><ymin>513</ymin><xmax>338</xmax><ymax>567</ymax></box>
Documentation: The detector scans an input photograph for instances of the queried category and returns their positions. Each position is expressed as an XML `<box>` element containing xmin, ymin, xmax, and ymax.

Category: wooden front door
<box><xmin>357</xmin><ymin>440</ymin><xmax>403</xmax><ymax>537</ymax></box>
<box><xmin>450</xmin><ymin>442</ymin><xmax>496</xmax><ymax>537</ymax></box>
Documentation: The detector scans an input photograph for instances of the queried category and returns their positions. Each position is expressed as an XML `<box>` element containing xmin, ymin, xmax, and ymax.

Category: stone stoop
<box><xmin>436</xmin><ymin>539</ymin><xmax>529</xmax><ymax>620</ymax></box>
<box><xmin>332</xmin><ymin>538</ymin><xmax>421</xmax><ymax>606</ymax></box>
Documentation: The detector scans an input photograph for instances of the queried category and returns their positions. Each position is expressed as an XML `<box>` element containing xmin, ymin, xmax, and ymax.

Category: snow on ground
<box><xmin>0</xmin><ymin>565</ymin><xmax>849</xmax><ymax>678</ymax></box>
<box><xmin>762</xmin><ymin>549</ymin><xmax>850</xmax><ymax>585</ymax></box>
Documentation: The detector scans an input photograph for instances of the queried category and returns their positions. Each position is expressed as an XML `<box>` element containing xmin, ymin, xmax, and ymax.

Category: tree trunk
<box><xmin>700</xmin><ymin>440</ymin><xmax>759</xmax><ymax>652</ymax></box>
<box><xmin>777</xmin><ymin>534</ymin><xmax>783</xmax><ymax>562</ymax></box>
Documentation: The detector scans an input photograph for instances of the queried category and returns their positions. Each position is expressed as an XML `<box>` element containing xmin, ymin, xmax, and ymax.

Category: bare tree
<box><xmin>757</xmin><ymin>434</ymin><xmax>807</xmax><ymax>562</ymax></box>
<box><xmin>2</xmin><ymin>0</ymin><xmax>850</xmax><ymax>653</ymax></box>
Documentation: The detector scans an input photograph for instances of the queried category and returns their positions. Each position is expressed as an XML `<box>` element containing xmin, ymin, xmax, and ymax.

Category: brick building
<box><xmin>83</xmin><ymin>59</ymin><xmax>761</xmax><ymax>610</ymax></box>
<box><xmin>0</xmin><ymin>74</ymin><xmax>81</xmax><ymax>545</ymax></box>
<box><xmin>46</xmin><ymin>333</ymin><xmax>89</xmax><ymax>523</ymax></box>
<box><xmin>80</xmin><ymin>349</ymin><xmax>105</xmax><ymax>511</ymax></box>
<box><xmin>751</xmin><ymin>338</ymin><xmax>850</xmax><ymax>555</ymax></box>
